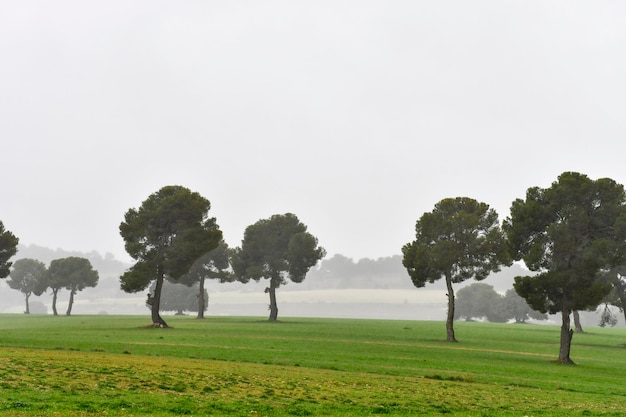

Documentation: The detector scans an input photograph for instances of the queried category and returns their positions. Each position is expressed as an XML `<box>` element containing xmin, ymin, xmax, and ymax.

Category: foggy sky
<box><xmin>2</xmin><ymin>1</ymin><xmax>626</xmax><ymax>263</ymax></box>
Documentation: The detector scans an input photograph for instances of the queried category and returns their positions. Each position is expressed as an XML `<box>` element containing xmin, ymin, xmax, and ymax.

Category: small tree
<box><xmin>0</xmin><ymin>221</ymin><xmax>19</xmax><ymax>279</ymax></box>
<box><xmin>119</xmin><ymin>186</ymin><xmax>222</xmax><ymax>327</ymax></box>
<box><xmin>7</xmin><ymin>258</ymin><xmax>47</xmax><ymax>314</ymax></box>
<box><xmin>177</xmin><ymin>240</ymin><xmax>232</xmax><ymax>319</ymax></box>
<box><xmin>402</xmin><ymin>197</ymin><xmax>511</xmax><ymax>341</ymax></box>
<box><xmin>505</xmin><ymin>172</ymin><xmax>626</xmax><ymax>364</ymax></box>
<box><xmin>231</xmin><ymin>213</ymin><xmax>325</xmax><ymax>321</ymax></box>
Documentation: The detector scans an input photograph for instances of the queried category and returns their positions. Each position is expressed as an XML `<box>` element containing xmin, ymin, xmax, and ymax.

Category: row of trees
<box><xmin>402</xmin><ymin>171</ymin><xmax>626</xmax><ymax>364</ymax></box>
<box><xmin>6</xmin><ymin>257</ymin><xmax>98</xmax><ymax>315</ymax></box>
<box><xmin>3</xmin><ymin>171</ymin><xmax>626</xmax><ymax>365</ymax></box>
<box><xmin>454</xmin><ymin>283</ymin><xmax>547</xmax><ymax>323</ymax></box>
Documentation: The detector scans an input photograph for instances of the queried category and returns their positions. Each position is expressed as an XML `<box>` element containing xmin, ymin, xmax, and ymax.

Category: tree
<box><xmin>119</xmin><ymin>185</ymin><xmax>222</xmax><ymax>327</ymax></box>
<box><xmin>402</xmin><ymin>197</ymin><xmax>511</xmax><ymax>342</ymax></box>
<box><xmin>7</xmin><ymin>258</ymin><xmax>47</xmax><ymax>314</ymax></box>
<box><xmin>502</xmin><ymin>288</ymin><xmax>547</xmax><ymax>323</ymax></box>
<box><xmin>177</xmin><ymin>240</ymin><xmax>232</xmax><ymax>319</ymax></box>
<box><xmin>46</xmin><ymin>257</ymin><xmax>99</xmax><ymax>316</ymax></box>
<box><xmin>62</xmin><ymin>257</ymin><xmax>99</xmax><ymax>316</ymax></box>
<box><xmin>505</xmin><ymin>172</ymin><xmax>626</xmax><ymax>364</ymax></box>
<box><xmin>148</xmin><ymin>280</ymin><xmax>208</xmax><ymax>315</ymax></box>
<box><xmin>454</xmin><ymin>283</ymin><xmax>501</xmax><ymax>321</ymax></box>
<box><xmin>46</xmin><ymin>259</ymin><xmax>67</xmax><ymax>316</ymax></box>
<box><xmin>0</xmin><ymin>221</ymin><xmax>19</xmax><ymax>279</ymax></box>
<box><xmin>599</xmin><ymin>267</ymin><xmax>626</xmax><ymax>323</ymax></box>
<box><xmin>231</xmin><ymin>213</ymin><xmax>325</xmax><ymax>321</ymax></box>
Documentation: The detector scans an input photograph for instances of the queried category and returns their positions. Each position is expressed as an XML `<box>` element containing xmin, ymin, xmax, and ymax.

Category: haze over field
<box><xmin>2</xmin><ymin>2</ymin><xmax>626</xmax><ymax>265</ymax></box>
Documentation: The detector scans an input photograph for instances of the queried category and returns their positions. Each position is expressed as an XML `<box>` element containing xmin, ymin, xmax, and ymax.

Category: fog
<box><xmin>2</xmin><ymin>244</ymin><xmax>618</xmax><ymax>328</ymax></box>
<box><xmin>2</xmin><ymin>2</ymin><xmax>626</xmax><ymax>267</ymax></box>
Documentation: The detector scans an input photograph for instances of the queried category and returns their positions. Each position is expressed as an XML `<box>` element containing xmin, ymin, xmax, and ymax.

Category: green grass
<box><xmin>0</xmin><ymin>314</ymin><xmax>625</xmax><ymax>416</ymax></box>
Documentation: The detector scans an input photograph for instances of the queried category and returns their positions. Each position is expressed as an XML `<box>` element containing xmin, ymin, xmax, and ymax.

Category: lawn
<box><xmin>0</xmin><ymin>314</ymin><xmax>625</xmax><ymax>416</ymax></box>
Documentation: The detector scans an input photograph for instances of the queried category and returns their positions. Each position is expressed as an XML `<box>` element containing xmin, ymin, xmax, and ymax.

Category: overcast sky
<box><xmin>2</xmin><ymin>1</ymin><xmax>625</xmax><ymax>263</ymax></box>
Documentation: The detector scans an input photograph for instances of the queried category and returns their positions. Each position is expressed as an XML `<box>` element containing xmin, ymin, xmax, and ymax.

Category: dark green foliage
<box><xmin>402</xmin><ymin>197</ymin><xmax>511</xmax><ymax>341</ymax></box>
<box><xmin>47</xmin><ymin>257</ymin><xmax>99</xmax><ymax>316</ymax></box>
<box><xmin>119</xmin><ymin>185</ymin><xmax>222</xmax><ymax>327</ymax></box>
<box><xmin>231</xmin><ymin>213</ymin><xmax>325</xmax><ymax>321</ymax></box>
<box><xmin>7</xmin><ymin>258</ymin><xmax>47</xmax><ymax>314</ymax></box>
<box><xmin>0</xmin><ymin>221</ymin><xmax>19</xmax><ymax>279</ymax></box>
<box><xmin>504</xmin><ymin>172</ymin><xmax>626</xmax><ymax>363</ymax></box>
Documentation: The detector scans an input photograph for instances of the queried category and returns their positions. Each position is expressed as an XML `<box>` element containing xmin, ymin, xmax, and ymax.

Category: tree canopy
<box><xmin>0</xmin><ymin>221</ymin><xmax>19</xmax><ymax>279</ymax></box>
<box><xmin>402</xmin><ymin>197</ymin><xmax>511</xmax><ymax>341</ymax></box>
<box><xmin>46</xmin><ymin>257</ymin><xmax>99</xmax><ymax>316</ymax></box>
<box><xmin>119</xmin><ymin>185</ymin><xmax>222</xmax><ymax>327</ymax></box>
<box><xmin>504</xmin><ymin>172</ymin><xmax>626</xmax><ymax>364</ymax></box>
<box><xmin>7</xmin><ymin>258</ymin><xmax>47</xmax><ymax>314</ymax></box>
<box><xmin>231</xmin><ymin>213</ymin><xmax>325</xmax><ymax>321</ymax></box>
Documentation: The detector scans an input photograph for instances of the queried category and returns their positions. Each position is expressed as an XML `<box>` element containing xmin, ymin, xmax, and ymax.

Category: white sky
<box><xmin>2</xmin><ymin>1</ymin><xmax>625</xmax><ymax>263</ymax></box>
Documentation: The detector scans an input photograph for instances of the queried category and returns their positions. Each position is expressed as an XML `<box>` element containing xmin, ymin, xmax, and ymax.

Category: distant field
<box><xmin>0</xmin><ymin>314</ymin><xmax>625</xmax><ymax>416</ymax></box>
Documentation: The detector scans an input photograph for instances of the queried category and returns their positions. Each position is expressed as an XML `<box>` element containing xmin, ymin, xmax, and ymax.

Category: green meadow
<box><xmin>0</xmin><ymin>314</ymin><xmax>625</xmax><ymax>416</ymax></box>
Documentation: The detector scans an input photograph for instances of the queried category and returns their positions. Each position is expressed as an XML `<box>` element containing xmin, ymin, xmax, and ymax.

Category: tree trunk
<box><xmin>267</xmin><ymin>282</ymin><xmax>278</xmax><ymax>321</ymax></box>
<box><xmin>24</xmin><ymin>292</ymin><xmax>31</xmax><ymax>314</ymax></box>
<box><xmin>52</xmin><ymin>288</ymin><xmax>59</xmax><ymax>316</ymax></box>
<box><xmin>558</xmin><ymin>305</ymin><xmax>575</xmax><ymax>364</ymax></box>
<box><xmin>197</xmin><ymin>278</ymin><xmax>205</xmax><ymax>319</ymax></box>
<box><xmin>445</xmin><ymin>274</ymin><xmax>457</xmax><ymax>342</ymax></box>
<box><xmin>151</xmin><ymin>270</ymin><xmax>169</xmax><ymax>327</ymax></box>
<box><xmin>573</xmin><ymin>310</ymin><xmax>584</xmax><ymax>333</ymax></box>
<box><xmin>65</xmin><ymin>289</ymin><xmax>75</xmax><ymax>316</ymax></box>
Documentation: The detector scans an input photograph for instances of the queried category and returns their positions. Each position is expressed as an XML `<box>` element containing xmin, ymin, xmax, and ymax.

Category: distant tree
<box><xmin>454</xmin><ymin>283</ymin><xmax>501</xmax><ymax>321</ymax></box>
<box><xmin>402</xmin><ymin>197</ymin><xmax>511</xmax><ymax>341</ymax></box>
<box><xmin>7</xmin><ymin>258</ymin><xmax>47</xmax><ymax>314</ymax></box>
<box><xmin>231</xmin><ymin>213</ymin><xmax>325</xmax><ymax>321</ymax></box>
<box><xmin>599</xmin><ymin>267</ymin><xmax>626</xmax><ymax>323</ymax></box>
<box><xmin>505</xmin><ymin>172</ymin><xmax>626</xmax><ymax>364</ymax></box>
<box><xmin>46</xmin><ymin>259</ymin><xmax>68</xmax><ymax>316</ymax></box>
<box><xmin>46</xmin><ymin>257</ymin><xmax>99</xmax><ymax>316</ymax></box>
<box><xmin>119</xmin><ymin>186</ymin><xmax>222</xmax><ymax>327</ymax></box>
<box><xmin>0</xmin><ymin>221</ymin><xmax>19</xmax><ymax>279</ymax></box>
<box><xmin>148</xmin><ymin>280</ymin><xmax>208</xmax><ymax>315</ymax></box>
<box><xmin>61</xmin><ymin>257</ymin><xmax>99</xmax><ymax>316</ymax></box>
<box><xmin>598</xmin><ymin>304</ymin><xmax>618</xmax><ymax>327</ymax></box>
<box><xmin>177</xmin><ymin>240</ymin><xmax>232</xmax><ymax>319</ymax></box>
<box><xmin>502</xmin><ymin>288</ymin><xmax>547</xmax><ymax>323</ymax></box>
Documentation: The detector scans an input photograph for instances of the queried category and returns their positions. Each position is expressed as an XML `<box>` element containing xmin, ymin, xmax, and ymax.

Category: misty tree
<box><xmin>505</xmin><ymin>172</ymin><xmax>626</xmax><ymax>364</ymax></box>
<box><xmin>454</xmin><ymin>283</ymin><xmax>501</xmax><ymax>322</ymax></box>
<box><xmin>177</xmin><ymin>240</ymin><xmax>232</xmax><ymax>319</ymax></box>
<box><xmin>231</xmin><ymin>213</ymin><xmax>325</xmax><ymax>321</ymax></box>
<box><xmin>599</xmin><ymin>267</ymin><xmax>626</xmax><ymax>324</ymax></box>
<box><xmin>119</xmin><ymin>185</ymin><xmax>222</xmax><ymax>327</ymax></box>
<box><xmin>0</xmin><ymin>221</ymin><xmax>19</xmax><ymax>279</ymax></box>
<box><xmin>402</xmin><ymin>197</ymin><xmax>511</xmax><ymax>342</ymax></box>
<box><xmin>7</xmin><ymin>258</ymin><xmax>48</xmax><ymax>314</ymax></box>
<box><xmin>502</xmin><ymin>289</ymin><xmax>547</xmax><ymax>323</ymax></box>
<box><xmin>148</xmin><ymin>280</ymin><xmax>208</xmax><ymax>315</ymax></box>
<box><xmin>599</xmin><ymin>304</ymin><xmax>618</xmax><ymax>327</ymax></box>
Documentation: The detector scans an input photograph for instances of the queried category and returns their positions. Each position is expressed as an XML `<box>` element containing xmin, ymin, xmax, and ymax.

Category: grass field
<box><xmin>0</xmin><ymin>314</ymin><xmax>625</xmax><ymax>416</ymax></box>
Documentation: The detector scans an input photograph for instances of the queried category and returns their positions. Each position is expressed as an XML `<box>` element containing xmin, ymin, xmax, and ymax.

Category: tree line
<box><xmin>2</xmin><ymin>171</ymin><xmax>626</xmax><ymax>364</ymax></box>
